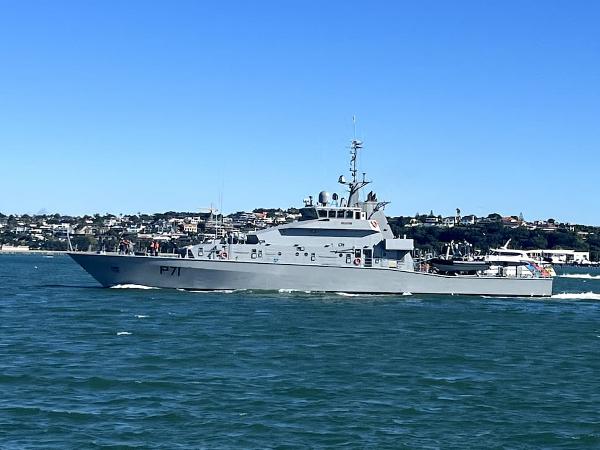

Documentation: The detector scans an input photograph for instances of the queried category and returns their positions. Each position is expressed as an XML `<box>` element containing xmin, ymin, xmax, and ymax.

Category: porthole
<box><xmin>304</xmin><ymin>252</ymin><xmax>308</xmax><ymax>257</ymax></box>
<box><xmin>295</xmin><ymin>252</ymin><xmax>299</xmax><ymax>256</ymax></box>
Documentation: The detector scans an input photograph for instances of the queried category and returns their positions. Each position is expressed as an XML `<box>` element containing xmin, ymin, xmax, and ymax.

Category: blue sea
<box><xmin>1</xmin><ymin>254</ymin><xmax>600</xmax><ymax>449</ymax></box>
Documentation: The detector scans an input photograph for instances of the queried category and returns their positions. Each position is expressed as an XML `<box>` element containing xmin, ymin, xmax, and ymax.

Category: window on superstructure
<box><xmin>337</xmin><ymin>210</ymin><xmax>345</xmax><ymax>218</ymax></box>
<box><xmin>355</xmin><ymin>212</ymin><xmax>361</xmax><ymax>220</ymax></box>
<box><xmin>328</xmin><ymin>210</ymin><xmax>336</xmax><ymax>218</ymax></box>
<box><xmin>318</xmin><ymin>210</ymin><xmax>327</xmax><ymax>218</ymax></box>
<box><xmin>345</xmin><ymin>211</ymin><xmax>354</xmax><ymax>219</ymax></box>
<box><xmin>300</xmin><ymin>208</ymin><xmax>318</xmax><ymax>220</ymax></box>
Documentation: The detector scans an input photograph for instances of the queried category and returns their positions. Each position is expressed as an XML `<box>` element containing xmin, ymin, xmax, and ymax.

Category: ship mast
<box><xmin>341</xmin><ymin>117</ymin><xmax>370</xmax><ymax>207</ymax></box>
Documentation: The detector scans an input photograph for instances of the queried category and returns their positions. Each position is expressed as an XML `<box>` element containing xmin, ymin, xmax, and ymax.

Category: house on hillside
<box><xmin>423</xmin><ymin>216</ymin><xmax>440</xmax><ymax>227</ymax></box>
<box><xmin>442</xmin><ymin>216</ymin><xmax>456</xmax><ymax>227</ymax></box>
<box><xmin>460</xmin><ymin>215</ymin><xmax>476</xmax><ymax>226</ymax></box>
<box><xmin>182</xmin><ymin>222</ymin><xmax>198</xmax><ymax>234</ymax></box>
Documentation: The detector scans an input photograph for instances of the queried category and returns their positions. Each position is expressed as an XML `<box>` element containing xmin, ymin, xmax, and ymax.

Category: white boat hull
<box><xmin>70</xmin><ymin>253</ymin><xmax>553</xmax><ymax>297</ymax></box>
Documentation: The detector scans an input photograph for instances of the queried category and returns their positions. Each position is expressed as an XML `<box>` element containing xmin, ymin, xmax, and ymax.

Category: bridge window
<box><xmin>300</xmin><ymin>208</ymin><xmax>318</xmax><ymax>220</ymax></box>
<box><xmin>345</xmin><ymin>211</ymin><xmax>354</xmax><ymax>218</ymax></box>
<box><xmin>328</xmin><ymin>210</ymin><xmax>336</xmax><ymax>218</ymax></box>
<box><xmin>337</xmin><ymin>210</ymin><xmax>345</xmax><ymax>218</ymax></box>
<box><xmin>318</xmin><ymin>210</ymin><xmax>327</xmax><ymax>218</ymax></box>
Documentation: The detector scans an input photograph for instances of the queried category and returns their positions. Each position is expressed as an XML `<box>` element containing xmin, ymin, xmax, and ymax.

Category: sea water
<box><xmin>1</xmin><ymin>254</ymin><xmax>599</xmax><ymax>448</ymax></box>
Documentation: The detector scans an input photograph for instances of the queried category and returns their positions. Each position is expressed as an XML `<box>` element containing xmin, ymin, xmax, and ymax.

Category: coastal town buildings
<box><xmin>0</xmin><ymin>209</ymin><xmax>598</xmax><ymax>261</ymax></box>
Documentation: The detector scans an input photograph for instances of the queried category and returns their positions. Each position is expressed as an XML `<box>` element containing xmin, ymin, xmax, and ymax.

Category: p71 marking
<box><xmin>160</xmin><ymin>266</ymin><xmax>181</xmax><ymax>277</ymax></box>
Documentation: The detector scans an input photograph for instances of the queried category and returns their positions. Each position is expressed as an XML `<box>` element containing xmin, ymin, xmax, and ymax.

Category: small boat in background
<box><xmin>484</xmin><ymin>240</ymin><xmax>556</xmax><ymax>277</ymax></box>
<box><xmin>428</xmin><ymin>241</ymin><xmax>490</xmax><ymax>275</ymax></box>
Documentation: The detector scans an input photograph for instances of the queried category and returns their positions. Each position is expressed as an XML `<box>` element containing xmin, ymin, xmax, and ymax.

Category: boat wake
<box><xmin>334</xmin><ymin>292</ymin><xmax>412</xmax><ymax>297</ymax></box>
<box><xmin>551</xmin><ymin>292</ymin><xmax>600</xmax><ymax>300</ymax></box>
<box><xmin>183</xmin><ymin>289</ymin><xmax>236</xmax><ymax>294</ymax></box>
<box><xmin>110</xmin><ymin>284</ymin><xmax>159</xmax><ymax>290</ymax></box>
<box><xmin>278</xmin><ymin>289</ymin><xmax>313</xmax><ymax>294</ymax></box>
<box><xmin>558</xmin><ymin>274</ymin><xmax>600</xmax><ymax>280</ymax></box>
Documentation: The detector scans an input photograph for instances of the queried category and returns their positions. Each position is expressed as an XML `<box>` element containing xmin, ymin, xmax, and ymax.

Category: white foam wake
<box><xmin>551</xmin><ymin>292</ymin><xmax>600</xmax><ymax>300</ymax></box>
<box><xmin>184</xmin><ymin>289</ymin><xmax>235</xmax><ymax>294</ymax></box>
<box><xmin>116</xmin><ymin>331</ymin><xmax>131</xmax><ymax>336</ymax></box>
<box><xmin>334</xmin><ymin>292</ymin><xmax>411</xmax><ymax>297</ymax></box>
<box><xmin>278</xmin><ymin>289</ymin><xmax>313</xmax><ymax>294</ymax></box>
<box><xmin>558</xmin><ymin>274</ymin><xmax>600</xmax><ymax>280</ymax></box>
<box><xmin>110</xmin><ymin>284</ymin><xmax>159</xmax><ymax>290</ymax></box>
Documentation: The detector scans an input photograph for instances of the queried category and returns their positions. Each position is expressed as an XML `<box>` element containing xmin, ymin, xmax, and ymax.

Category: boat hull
<box><xmin>69</xmin><ymin>253</ymin><xmax>553</xmax><ymax>297</ymax></box>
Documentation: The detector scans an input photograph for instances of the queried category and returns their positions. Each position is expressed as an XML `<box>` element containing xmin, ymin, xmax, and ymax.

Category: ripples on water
<box><xmin>1</xmin><ymin>255</ymin><xmax>600</xmax><ymax>448</ymax></box>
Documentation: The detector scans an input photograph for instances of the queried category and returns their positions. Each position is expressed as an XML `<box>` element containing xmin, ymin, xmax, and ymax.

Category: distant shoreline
<box><xmin>0</xmin><ymin>249</ymin><xmax>68</xmax><ymax>255</ymax></box>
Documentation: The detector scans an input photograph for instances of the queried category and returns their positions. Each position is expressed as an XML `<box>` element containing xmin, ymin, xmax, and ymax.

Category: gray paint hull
<box><xmin>69</xmin><ymin>253</ymin><xmax>553</xmax><ymax>297</ymax></box>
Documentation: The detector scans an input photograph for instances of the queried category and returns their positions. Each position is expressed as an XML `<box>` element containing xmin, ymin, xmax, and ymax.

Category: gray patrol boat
<box><xmin>69</xmin><ymin>139</ymin><xmax>553</xmax><ymax>296</ymax></box>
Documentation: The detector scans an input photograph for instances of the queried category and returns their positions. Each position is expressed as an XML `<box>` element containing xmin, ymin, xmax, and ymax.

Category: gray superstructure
<box><xmin>69</xmin><ymin>139</ymin><xmax>553</xmax><ymax>296</ymax></box>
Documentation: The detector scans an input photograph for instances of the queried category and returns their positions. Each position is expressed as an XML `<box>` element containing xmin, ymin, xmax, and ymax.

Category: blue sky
<box><xmin>1</xmin><ymin>1</ymin><xmax>598</xmax><ymax>224</ymax></box>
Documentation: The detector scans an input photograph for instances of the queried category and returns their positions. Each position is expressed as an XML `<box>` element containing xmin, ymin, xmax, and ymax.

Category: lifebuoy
<box><xmin>354</xmin><ymin>258</ymin><xmax>361</xmax><ymax>266</ymax></box>
<box><xmin>219</xmin><ymin>251</ymin><xmax>228</xmax><ymax>259</ymax></box>
<box><xmin>370</xmin><ymin>220</ymin><xmax>378</xmax><ymax>229</ymax></box>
